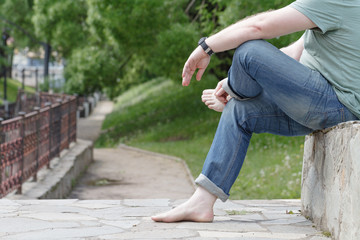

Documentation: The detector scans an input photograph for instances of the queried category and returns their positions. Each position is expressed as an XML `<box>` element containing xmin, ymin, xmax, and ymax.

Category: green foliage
<box><xmin>150</xmin><ymin>23</ymin><xmax>199</xmax><ymax>81</ymax></box>
<box><xmin>87</xmin><ymin>0</ymin><xmax>187</xmax><ymax>54</ymax></box>
<box><xmin>7</xmin><ymin>0</ymin><xmax>306</xmax><ymax>96</ymax></box>
<box><xmin>32</xmin><ymin>0</ymin><xmax>88</xmax><ymax>58</ymax></box>
<box><xmin>0</xmin><ymin>0</ymin><xmax>36</xmax><ymax>49</ymax></box>
<box><xmin>64</xmin><ymin>45</ymin><xmax>122</xmax><ymax>97</ymax></box>
<box><xmin>96</xmin><ymin>76</ymin><xmax>219</xmax><ymax>147</ymax></box>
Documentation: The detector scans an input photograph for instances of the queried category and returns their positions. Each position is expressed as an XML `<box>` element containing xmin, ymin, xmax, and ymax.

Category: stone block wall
<box><xmin>302</xmin><ymin>121</ymin><xmax>360</xmax><ymax>240</ymax></box>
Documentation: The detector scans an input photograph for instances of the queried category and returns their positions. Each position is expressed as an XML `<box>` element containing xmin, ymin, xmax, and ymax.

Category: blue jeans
<box><xmin>195</xmin><ymin>40</ymin><xmax>358</xmax><ymax>201</ymax></box>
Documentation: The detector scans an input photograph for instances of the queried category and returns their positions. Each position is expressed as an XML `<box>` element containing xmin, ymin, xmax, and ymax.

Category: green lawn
<box><xmin>96</xmin><ymin>77</ymin><xmax>305</xmax><ymax>200</ymax></box>
<box><xmin>0</xmin><ymin>78</ymin><xmax>35</xmax><ymax>105</ymax></box>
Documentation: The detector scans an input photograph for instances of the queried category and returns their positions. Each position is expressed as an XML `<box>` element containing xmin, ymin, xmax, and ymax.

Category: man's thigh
<box><xmin>226</xmin><ymin>92</ymin><xmax>313</xmax><ymax>137</ymax></box>
<box><xmin>231</xmin><ymin>40</ymin><xmax>358</xmax><ymax>130</ymax></box>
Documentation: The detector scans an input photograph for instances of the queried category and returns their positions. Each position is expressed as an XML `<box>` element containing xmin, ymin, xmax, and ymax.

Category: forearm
<box><xmin>181</xmin><ymin>5</ymin><xmax>315</xmax><ymax>85</ymax></box>
<box><xmin>205</xmin><ymin>6</ymin><xmax>314</xmax><ymax>53</ymax></box>
<box><xmin>205</xmin><ymin>13</ymin><xmax>266</xmax><ymax>53</ymax></box>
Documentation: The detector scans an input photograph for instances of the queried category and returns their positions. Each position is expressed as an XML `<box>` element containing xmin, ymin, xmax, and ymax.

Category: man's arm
<box><xmin>182</xmin><ymin>6</ymin><xmax>315</xmax><ymax>86</ymax></box>
<box><xmin>280</xmin><ymin>35</ymin><xmax>304</xmax><ymax>61</ymax></box>
<box><xmin>205</xmin><ymin>7</ymin><xmax>314</xmax><ymax>52</ymax></box>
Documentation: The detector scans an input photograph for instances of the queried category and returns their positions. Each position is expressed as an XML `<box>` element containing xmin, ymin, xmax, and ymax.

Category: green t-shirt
<box><xmin>290</xmin><ymin>0</ymin><xmax>360</xmax><ymax>118</ymax></box>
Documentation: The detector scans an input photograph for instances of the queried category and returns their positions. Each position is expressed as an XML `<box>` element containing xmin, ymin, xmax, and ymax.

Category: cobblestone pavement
<box><xmin>0</xmin><ymin>198</ymin><xmax>328</xmax><ymax>240</ymax></box>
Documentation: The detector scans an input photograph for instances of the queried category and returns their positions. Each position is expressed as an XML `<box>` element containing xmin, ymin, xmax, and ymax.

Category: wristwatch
<box><xmin>198</xmin><ymin>37</ymin><xmax>214</xmax><ymax>56</ymax></box>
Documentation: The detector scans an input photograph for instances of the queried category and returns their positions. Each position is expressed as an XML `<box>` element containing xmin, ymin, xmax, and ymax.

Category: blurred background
<box><xmin>0</xmin><ymin>0</ymin><xmax>305</xmax><ymax>200</ymax></box>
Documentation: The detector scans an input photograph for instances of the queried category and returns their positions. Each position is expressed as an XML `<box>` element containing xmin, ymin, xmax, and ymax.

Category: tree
<box><xmin>32</xmin><ymin>0</ymin><xmax>88</xmax><ymax>58</ymax></box>
<box><xmin>0</xmin><ymin>0</ymin><xmax>36</xmax><ymax>49</ymax></box>
<box><xmin>1</xmin><ymin>0</ymin><xmax>304</xmax><ymax>97</ymax></box>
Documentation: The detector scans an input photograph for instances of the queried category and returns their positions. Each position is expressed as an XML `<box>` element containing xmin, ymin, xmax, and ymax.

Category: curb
<box><xmin>6</xmin><ymin>139</ymin><xmax>93</xmax><ymax>200</ymax></box>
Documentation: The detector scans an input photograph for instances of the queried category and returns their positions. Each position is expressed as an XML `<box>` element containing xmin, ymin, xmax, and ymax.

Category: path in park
<box><xmin>0</xmin><ymin>198</ymin><xmax>328</xmax><ymax>240</ymax></box>
<box><xmin>69</xmin><ymin>101</ymin><xmax>195</xmax><ymax>200</ymax></box>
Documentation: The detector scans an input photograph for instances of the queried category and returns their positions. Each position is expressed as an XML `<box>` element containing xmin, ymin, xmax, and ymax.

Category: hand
<box><xmin>182</xmin><ymin>46</ymin><xmax>210</xmax><ymax>86</ymax></box>
<box><xmin>214</xmin><ymin>79</ymin><xmax>229</xmax><ymax>103</ymax></box>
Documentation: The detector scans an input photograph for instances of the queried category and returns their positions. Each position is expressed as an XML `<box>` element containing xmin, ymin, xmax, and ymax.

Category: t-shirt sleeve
<box><xmin>289</xmin><ymin>0</ymin><xmax>342</xmax><ymax>33</ymax></box>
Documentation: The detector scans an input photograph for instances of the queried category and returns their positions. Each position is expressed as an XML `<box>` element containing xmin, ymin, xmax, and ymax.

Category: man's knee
<box><xmin>233</xmin><ymin>39</ymin><xmax>270</xmax><ymax>66</ymax></box>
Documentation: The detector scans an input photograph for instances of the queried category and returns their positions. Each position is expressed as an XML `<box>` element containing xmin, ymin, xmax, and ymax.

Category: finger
<box><xmin>215</xmin><ymin>87</ymin><xmax>226</xmax><ymax>97</ymax></box>
<box><xmin>202</xmin><ymin>95</ymin><xmax>212</xmax><ymax>101</ymax></box>
<box><xmin>203</xmin><ymin>89</ymin><xmax>214</xmax><ymax>94</ymax></box>
<box><xmin>182</xmin><ymin>72</ymin><xmax>193</xmax><ymax>86</ymax></box>
<box><xmin>196</xmin><ymin>68</ymin><xmax>206</xmax><ymax>81</ymax></box>
<box><xmin>182</xmin><ymin>63</ymin><xmax>193</xmax><ymax>86</ymax></box>
<box><xmin>214</xmin><ymin>82</ymin><xmax>223</xmax><ymax>93</ymax></box>
<box><xmin>202</xmin><ymin>94</ymin><xmax>213</xmax><ymax>99</ymax></box>
<box><xmin>202</xmin><ymin>92</ymin><xmax>214</xmax><ymax>99</ymax></box>
<box><xmin>202</xmin><ymin>97</ymin><xmax>212</xmax><ymax>103</ymax></box>
<box><xmin>205</xmin><ymin>100</ymin><xmax>215</xmax><ymax>106</ymax></box>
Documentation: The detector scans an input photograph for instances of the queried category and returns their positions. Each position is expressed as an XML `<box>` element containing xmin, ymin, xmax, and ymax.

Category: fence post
<box><xmin>45</xmin><ymin>102</ymin><xmax>52</xmax><ymax>169</ymax></box>
<box><xmin>57</xmin><ymin>99</ymin><xmax>62</xmax><ymax>157</ymax></box>
<box><xmin>67</xmin><ymin>97</ymin><xmax>71</xmax><ymax>148</ymax></box>
<box><xmin>35</xmin><ymin>68</ymin><xmax>39</xmax><ymax>93</ymax></box>
<box><xmin>35</xmin><ymin>69</ymin><xmax>40</xmax><ymax>107</ymax></box>
<box><xmin>21</xmin><ymin>69</ymin><xmax>25</xmax><ymax>90</ymax></box>
<box><xmin>0</xmin><ymin>117</ymin><xmax>3</xmax><ymax>195</ymax></box>
<box><xmin>16</xmin><ymin>111</ymin><xmax>26</xmax><ymax>195</ymax></box>
<box><xmin>33</xmin><ymin>107</ymin><xmax>41</xmax><ymax>182</ymax></box>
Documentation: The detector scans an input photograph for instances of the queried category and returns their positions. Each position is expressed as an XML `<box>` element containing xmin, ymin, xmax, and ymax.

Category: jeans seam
<box><xmin>239</xmin><ymin>113</ymin><xmax>287</xmax><ymax>128</ymax></box>
<box><xmin>219</xmin><ymin>124</ymin><xmax>244</xmax><ymax>189</ymax></box>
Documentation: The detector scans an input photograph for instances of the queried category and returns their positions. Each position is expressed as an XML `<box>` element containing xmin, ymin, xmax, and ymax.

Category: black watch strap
<box><xmin>198</xmin><ymin>37</ymin><xmax>214</xmax><ymax>56</ymax></box>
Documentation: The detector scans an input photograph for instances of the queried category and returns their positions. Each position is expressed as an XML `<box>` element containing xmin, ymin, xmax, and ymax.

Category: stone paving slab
<box><xmin>0</xmin><ymin>199</ymin><xmax>329</xmax><ymax>240</ymax></box>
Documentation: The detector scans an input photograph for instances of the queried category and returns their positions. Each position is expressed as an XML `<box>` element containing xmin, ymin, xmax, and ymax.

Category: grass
<box><xmin>96</xmin><ymin>76</ymin><xmax>305</xmax><ymax>200</ymax></box>
<box><xmin>0</xmin><ymin>77</ymin><xmax>35</xmax><ymax>104</ymax></box>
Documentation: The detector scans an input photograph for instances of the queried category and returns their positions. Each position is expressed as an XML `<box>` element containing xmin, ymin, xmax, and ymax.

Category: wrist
<box><xmin>198</xmin><ymin>37</ymin><xmax>214</xmax><ymax>56</ymax></box>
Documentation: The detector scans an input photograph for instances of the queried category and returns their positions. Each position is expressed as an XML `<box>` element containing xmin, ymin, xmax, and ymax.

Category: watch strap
<box><xmin>199</xmin><ymin>37</ymin><xmax>214</xmax><ymax>56</ymax></box>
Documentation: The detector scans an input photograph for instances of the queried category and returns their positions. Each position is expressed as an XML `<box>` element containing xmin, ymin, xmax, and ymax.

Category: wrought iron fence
<box><xmin>0</xmin><ymin>92</ymin><xmax>77</xmax><ymax>198</ymax></box>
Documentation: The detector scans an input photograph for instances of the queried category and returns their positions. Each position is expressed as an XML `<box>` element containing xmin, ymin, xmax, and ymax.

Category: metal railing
<box><xmin>0</xmin><ymin>91</ymin><xmax>77</xmax><ymax>198</ymax></box>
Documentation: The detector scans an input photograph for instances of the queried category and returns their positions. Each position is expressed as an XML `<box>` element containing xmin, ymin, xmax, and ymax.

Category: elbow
<box><xmin>247</xmin><ymin>23</ymin><xmax>269</xmax><ymax>40</ymax></box>
<box><xmin>252</xmin><ymin>21</ymin><xmax>272</xmax><ymax>39</ymax></box>
<box><xmin>251</xmin><ymin>14</ymin><xmax>275</xmax><ymax>39</ymax></box>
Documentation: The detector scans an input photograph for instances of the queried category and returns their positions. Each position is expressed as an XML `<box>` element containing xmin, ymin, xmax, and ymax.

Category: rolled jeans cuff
<box><xmin>195</xmin><ymin>174</ymin><xmax>229</xmax><ymax>202</ymax></box>
<box><xmin>222</xmin><ymin>78</ymin><xmax>250</xmax><ymax>101</ymax></box>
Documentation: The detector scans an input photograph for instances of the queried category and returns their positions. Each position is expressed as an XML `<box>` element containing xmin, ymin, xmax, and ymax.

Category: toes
<box><xmin>151</xmin><ymin>215</ymin><xmax>162</xmax><ymax>222</ymax></box>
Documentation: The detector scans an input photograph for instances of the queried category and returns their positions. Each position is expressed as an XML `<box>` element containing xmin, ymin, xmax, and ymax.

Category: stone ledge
<box><xmin>302</xmin><ymin>120</ymin><xmax>360</xmax><ymax>240</ymax></box>
<box><xmin>6</xmin><ymin>139</ymin><xmax>93</xmax><ymax>200</ymax></box>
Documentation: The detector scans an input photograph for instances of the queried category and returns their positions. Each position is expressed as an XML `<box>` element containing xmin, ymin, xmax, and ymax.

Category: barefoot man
<box><xmin>152</xmin><ymin>0</ymin><xmax>360</xmax><ymax>222</ymax></box>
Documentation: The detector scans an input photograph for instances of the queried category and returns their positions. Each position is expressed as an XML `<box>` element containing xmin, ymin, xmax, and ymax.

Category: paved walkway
<box><xmin>69</xmin><ymin>146</ymin><xmax>195</xmax><ymax>199</ymax></box>
<box><xmin>77</xmin><ymin>100</ymin><xmax>114</xmax><ymax>142</ymax></box>
<box><xmin>0</xmin><ymin>198</ymin><xmax>328</xmax><ymax>239</ymax></box>
<box><xmin>71</xmin><ymin>101</ymin><xmax>195</xmax><ymax>199</ymax></box>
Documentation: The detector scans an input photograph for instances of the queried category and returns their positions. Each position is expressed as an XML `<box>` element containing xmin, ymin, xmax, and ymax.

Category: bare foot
<box><xmin>202</xmin><ymin>89</ymin><xmax>226</xmax><ymax>112</ymax></box>
<box><xmin>151</xmin><ymin>187</ymin><xmax>217</xmax><ymax>223</ymax></box>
